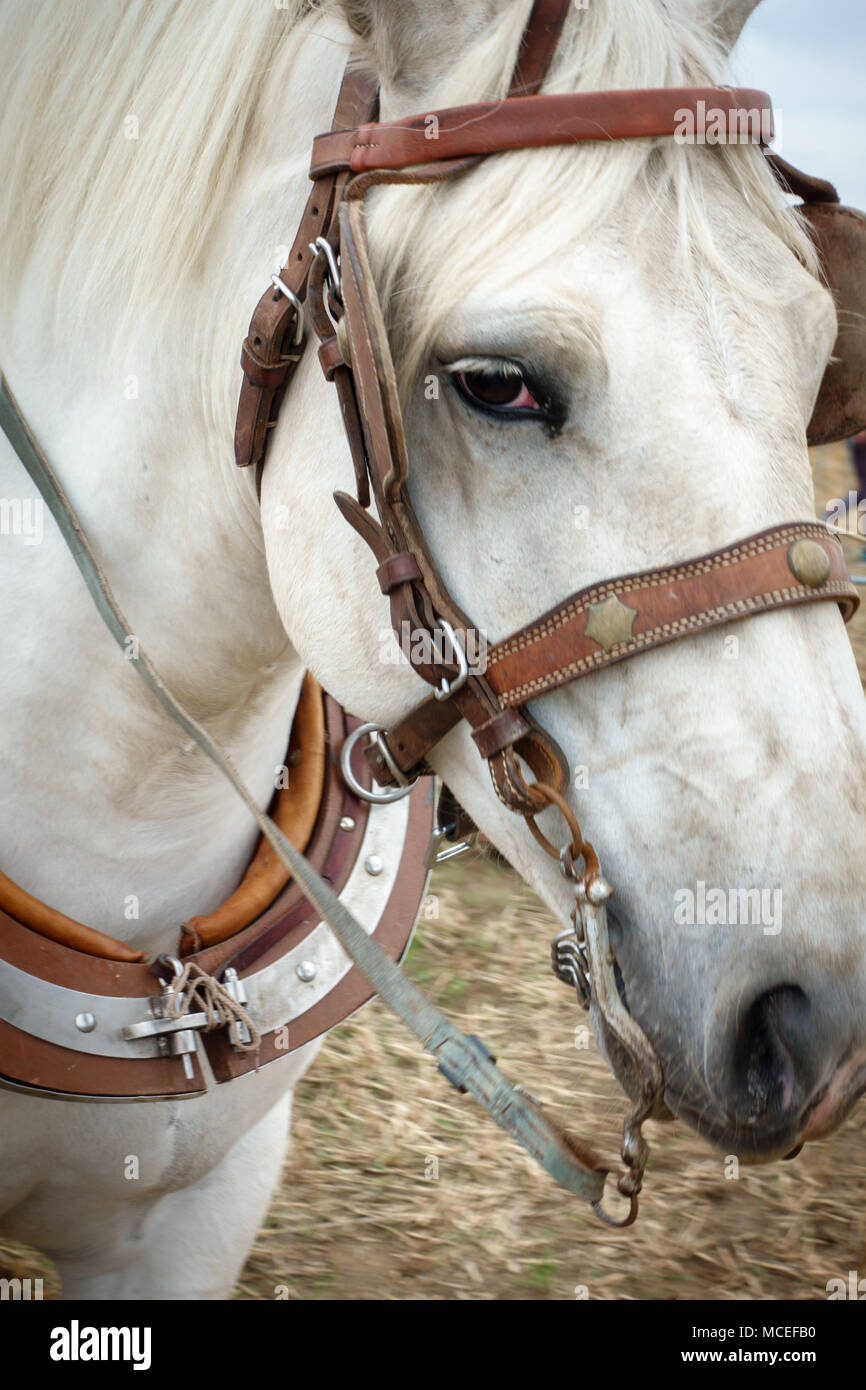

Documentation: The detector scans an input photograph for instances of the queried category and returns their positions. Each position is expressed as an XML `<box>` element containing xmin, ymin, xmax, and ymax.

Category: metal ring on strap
<box><xmin>309</xmin><ymin>236</ymin><xmax>343</xmax><ymax>332</ymax></box>
<box><xmin>340</xmin><ymin>722</ymin><xmax>417</xmax><ymax>804</ymax></box>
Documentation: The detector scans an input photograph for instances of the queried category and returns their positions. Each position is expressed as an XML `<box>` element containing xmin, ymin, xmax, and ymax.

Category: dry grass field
<box><xmin>2</xmin><ymin>444</ymin><xmax>865</xmax><ymax>1301</ymax></box>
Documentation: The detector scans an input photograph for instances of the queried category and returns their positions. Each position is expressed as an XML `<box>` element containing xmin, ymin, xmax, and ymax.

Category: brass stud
<box><xmin>787</xmin><ymin>538</ymin><xmax>831</xmax><ymax>588</ymax></box>
<box><xmin>584</xmin><ymin>594</ymin><xmax>639</xmax><ymax>652</ymax></box>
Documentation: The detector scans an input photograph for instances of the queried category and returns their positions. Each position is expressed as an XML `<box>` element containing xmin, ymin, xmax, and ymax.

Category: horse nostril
<box><xmin>730</xmin><ymin>985</ymin><xmax>810</xmax><ymax>1121</ymax></box>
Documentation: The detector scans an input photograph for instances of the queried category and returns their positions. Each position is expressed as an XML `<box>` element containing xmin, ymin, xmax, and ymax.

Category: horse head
<box><xmin>260</xmin><ymin>0</ymin><xmax>866</xmax><ymax>1166</ymax></box>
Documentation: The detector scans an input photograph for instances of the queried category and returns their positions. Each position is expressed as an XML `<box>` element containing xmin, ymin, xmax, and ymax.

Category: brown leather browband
<box><xmin>235</xmin><ymin>0</ymin><xmax>860</xmax><ymax>816</ymax></box>
<box><xmin>309</xmin><ymin>86</ymin><xmax>775</xmax><ymax>177</ymax></box>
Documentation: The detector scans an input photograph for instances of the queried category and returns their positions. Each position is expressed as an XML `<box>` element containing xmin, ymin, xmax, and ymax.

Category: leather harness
<box><xmin>0</xmin><ymin>670</ymin><xmax>434</xmax><ymax>1100</ymax></box>
<box><xmin>0</xmin><ymin>363</ymin><xmax>612</xmax><ymax>1214</ymax></box>
<box><xmin>235</xmin><ymin>0</ymin><xmax>860</xmax><ymax>825</ymax></box>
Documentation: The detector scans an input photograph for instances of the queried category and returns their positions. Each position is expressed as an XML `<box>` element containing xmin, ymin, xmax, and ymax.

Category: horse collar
<box><xmin>0</xmin><ymin>682</ymin><xmax>434</xmax><ymax>1101</ymax></box>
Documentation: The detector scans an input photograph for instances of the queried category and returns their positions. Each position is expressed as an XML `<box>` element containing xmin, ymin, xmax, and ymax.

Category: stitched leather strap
<box><xmin>234</xmin><ymin>66</ymin><xmax>380</xmax><ymax>473</ymax></box>
<box><xmin>310</xmin><ymin>87</ymin><xmax>773</xmax><ymax>177</ymax></box>
<box><xmin>484</xmin><ymin>522</ymin><xmax>857</xmax><ymax>706</ymax></box>
<box><xmin>358</xmin><ymin>524</ymin><xmax>858</xmax><ymax>790</ymax></box>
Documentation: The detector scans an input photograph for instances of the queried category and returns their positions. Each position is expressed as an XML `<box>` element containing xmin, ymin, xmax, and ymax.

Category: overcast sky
<box><xmin>732</xmin><ymin>0</ymin><xmax>866</xmax><ymax>208</ymax></box>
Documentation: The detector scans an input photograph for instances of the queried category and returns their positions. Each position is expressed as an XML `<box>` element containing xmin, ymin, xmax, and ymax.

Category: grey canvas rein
<box><xmin>0</xmin><ymin>373</ymin><xmax>622</xmax><ymax>1221</ymax></box>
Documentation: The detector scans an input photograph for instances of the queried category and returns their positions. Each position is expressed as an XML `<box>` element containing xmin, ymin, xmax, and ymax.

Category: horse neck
<box><xmin>0</xmin><ymin>15</ymin><xmax>352</xmax><ymax>950</ymax></box>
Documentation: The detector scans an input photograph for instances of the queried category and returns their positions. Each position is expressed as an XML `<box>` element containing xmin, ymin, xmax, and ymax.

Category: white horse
<box><xmin>1</xmin><ymin>0</ymin><xmax>864</xmax><ymax>1299</ymax></box>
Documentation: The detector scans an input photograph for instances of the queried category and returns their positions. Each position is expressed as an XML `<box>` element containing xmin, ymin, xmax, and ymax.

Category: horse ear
<box><xmin>709</xmin><ymin>0</ymin><xmax>764</xmax><ymax>52</ymax></box>
<box><xmin>339</xmin><ymin>1</ymin><xmax>376</xmax><ymax>40</ymax></box>
<box><xmin>336</xmin><ymin>0</ymin><xmax>500</xmax><ymax>104</ymax></box>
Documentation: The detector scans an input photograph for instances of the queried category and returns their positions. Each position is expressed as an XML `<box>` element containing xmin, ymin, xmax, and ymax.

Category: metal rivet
<box><xmin>75</xmin><ymin>1012</ymin><xmax>97</xmax><ymax>1033</ymax></box>
<box><xmin>296</xmin><ymin>960</ymin><xmax>317</xmax><ymax>982</ymax></box>
<box><xmin>788</xmin><ymin>538</ymin><xmax>831</xmax><ymax>588</ymax></box>
<box><xmin>586</xmin><ymin>876</ymin><xmax>613</xmax><ymax>905</ymax></box>
<box><xmin>584</xmin><ymin>594</ymin><xmax>639</xmax><ymax>652</ymax></box>
<box><xmin>365</xmin><ymin>855</ymin><xmax>384</xmax><ymax>876</ymax></box>
<box><xmin>339</xmin><ymin>816</ymin><xmax>356</xmax><ymax>832</ymax></box>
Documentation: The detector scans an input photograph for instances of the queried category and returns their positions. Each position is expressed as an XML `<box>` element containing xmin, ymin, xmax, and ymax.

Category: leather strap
<box><xmin>310</xmin><ymin>87</ymin><xmax>773</xmax><ymax>176</ymax></box>
<box><xmin>358</xmin><ymin>525</ymin><xmax>858</xmax><ymax>791</ymax></box>
<box><xmin>332</xmin><ymin>195</ymin><xmax>573</xmax><ymax>814</ymax></box>
<box><xmin>510</xmin><ymin>0</ymin><xmax>572</xmax><ymax>96</ymax></box>
<box><xmin>234</xmin><ymin>0</ymin><xmax>577</xmax><ymax>484</ymax></box>
<box><xmin>234</xmin><ymin>65</ymin><xmax>379</xmax><ymax>474</ymax></box>
<box><xmin>484</xmin><ymin>522</ymin><xmax>857</xmax><ymax>706</ymax></box>
<box><xmin>765</xmin><ymin>152</ymin><xmax>839</xmax><ymax>205</ymax></box>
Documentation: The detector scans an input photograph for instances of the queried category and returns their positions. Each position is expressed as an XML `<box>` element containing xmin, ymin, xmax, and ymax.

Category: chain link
<box><xmin>525</xmin><ymin>779</ymin><xmax>664</xmax><ymax>1223</ymax></box>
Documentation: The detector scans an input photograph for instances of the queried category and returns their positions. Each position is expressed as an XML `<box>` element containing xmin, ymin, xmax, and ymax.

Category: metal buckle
<box><xmin>309</xmin><ymin>236</ymin><xmax>342</xmax><ymax>330</ymax></box>
<box><xmin>424</xmin><ymin>823</ymin><xmax>476</xmax><ymax>870</ymax></box>
<box><xmin>309</xmin><ymin>236</ymin><xmax>341</xmax><ymax>296</ymax></box>
<box><xmin>122</xmin><ymin>956</ymin><xmax>206</xmax><ymax>1079</ymax></box>
<box><xmin>270</xmin><ymin>276</ymin><xmax>305</xmax><ymax>346</ymax></box>
<box><xmin>433</xmin><ymin>620</ymin><xmax>469</xmax><ymax>701</ymax></box>
<box><xmin>340</xmin><ymin>722</ymin><xmax>417</xmax><ymax>804</ymax></box>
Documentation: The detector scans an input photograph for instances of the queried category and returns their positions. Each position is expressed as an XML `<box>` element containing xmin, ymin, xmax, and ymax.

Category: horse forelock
<box><xmin>0</xmin><ymin>0</ymin><xmax>820</xmax><ymax>360</ymax></box>
<box><xmin>360</xmin><ymin>0</ymin><xmax>821</xmax><ymax>402</ymax></box>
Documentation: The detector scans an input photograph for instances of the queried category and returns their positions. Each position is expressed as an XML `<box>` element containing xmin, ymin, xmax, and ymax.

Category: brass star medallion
<box><xmin>584</xmin><ymin>594</ymin><xmax>639</xmax><ymax>652</ymax></box>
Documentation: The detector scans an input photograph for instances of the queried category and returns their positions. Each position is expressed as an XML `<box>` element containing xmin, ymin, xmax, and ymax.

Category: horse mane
<box><xmin>0</xmin><ymin>0</ymin><xmax>819</xmax><ymax>372</ymax></box>
<box><xmin>0</xmin><ymin>0</ymin><xmax>319</xmax><ymax>331</ymax></box>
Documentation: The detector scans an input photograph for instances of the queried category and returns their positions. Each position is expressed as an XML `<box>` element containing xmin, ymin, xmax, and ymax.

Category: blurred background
<box><xmin>733</xmin><ymin>0</ymin><xmax>866</xmax><ymax>209</ymax></box>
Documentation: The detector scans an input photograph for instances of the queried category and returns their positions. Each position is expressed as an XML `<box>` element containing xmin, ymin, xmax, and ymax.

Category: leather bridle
<box><xmin>235</xmin><ymin>0</ymin><xmax>858</xmax><ymax>827</ymax></box>
<box><xmin>232</xmin><ymin>0</ymin><xmax>860</xmax><ymax>1208</ymax></box>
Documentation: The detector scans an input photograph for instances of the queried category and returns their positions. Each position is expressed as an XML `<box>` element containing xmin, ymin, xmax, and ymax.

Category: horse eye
<box><xmin>453</xmin><ymin>368</ymin><xmax>544</xmax><ymax>414</ymax></box>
